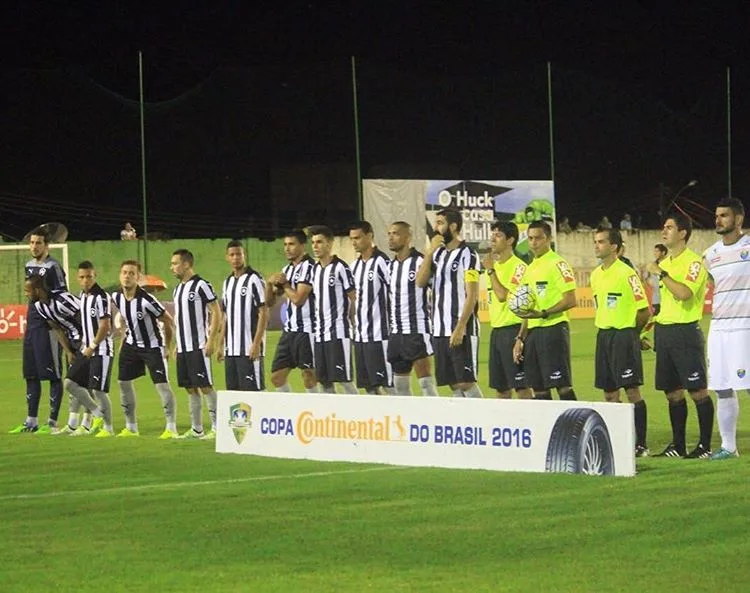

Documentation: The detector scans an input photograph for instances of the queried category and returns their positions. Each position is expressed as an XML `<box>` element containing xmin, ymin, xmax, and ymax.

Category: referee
<box><xmin>647</xmin><ymin>212</ymin><xmax>714</xmax><ymax>459</ymax></box>
<box><xmin>483</xmin><ymin>221</ymin><xmax>532</xmax><ymax>399</ymax></box>
<box><xmin>512</xmin><ymin>221</ymin><xmax>578</xmax><ymax>401</ymax></box>
<box><xmin>591</xmin><ymin>228</ymin><xmax>650</xmax><ymax>456</ymax></box>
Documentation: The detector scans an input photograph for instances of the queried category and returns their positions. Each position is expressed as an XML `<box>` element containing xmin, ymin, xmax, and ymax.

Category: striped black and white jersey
<box><xmin>25</xmin><ymin>255</ymin><xmax>67</xmax><ymax>330</ymax></box>
<box><xmin>79</xmin><ymin>283</ymin><xmax>114</xmax><ymax>356</ymax></box>
<box><xmin>389</xmin><ymin>248</ymin><xmax>431</xmax><ymax>335</ymax></box>
<box><xmin>221</xmin><ymin>267</ymin><xmax>266</xmax><ymax>357</ymax></box>
<box><xmin>173</xmin><ymin>275</ymin><xmax>218</xmax><ymax>353</ymax></box>
<box><xmin>431</xmin><ymin>242</ymin><xmax>481</xmax><ymax>337</ymax></box>
<box><xmin>35</xmin><ymin>291</ymin><xmax>82</xmax><ymax>345</ymax></box>
<box><xmin>282</xmin><ymin>255</ymin><xmax>316</xmax><ymax>334</ymax></box>
<box><xmin>313</xmin><ymin>256</ymin><xmax>355</xmax><ymax>342</ymax></box>
<box><xmin>112</xmin><ymin>287</ymin><xmax>166</xmax><ymax>349</ymax></box>
<box><xmin>351</xmin><ymin>248</ymin><xmax>390</xmax><ymax>342</ymax></box>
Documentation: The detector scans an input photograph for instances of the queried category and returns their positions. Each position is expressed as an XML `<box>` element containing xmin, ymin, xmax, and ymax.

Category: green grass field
<box><xmin>1</xmin><ymin>320</ymin><xmax>749</xmax><ymax>592</ymax></box>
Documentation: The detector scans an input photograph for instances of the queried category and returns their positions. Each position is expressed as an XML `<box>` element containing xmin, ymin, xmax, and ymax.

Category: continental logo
<box><xmin>296</xmin><ymin>412</ymin><xmax>407</xmax><ymax>445</ymax></box>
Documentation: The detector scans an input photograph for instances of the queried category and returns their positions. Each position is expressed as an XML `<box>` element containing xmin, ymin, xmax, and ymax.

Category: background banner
<box><xmin>216</xmin><ymin>392</ymin><xmax>635</xmax><ymax>477</ymax></box>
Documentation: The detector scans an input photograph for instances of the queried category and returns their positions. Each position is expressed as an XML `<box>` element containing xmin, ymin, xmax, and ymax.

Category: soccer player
<box><xmin>646</xmin><ymin>213</ymin><xmax>713</xmax><ymax>458</ymax></box>
<box><xmin>349</xmin><ymin>220</ymin><xmax>394</xmax><ymax>395</ymax></box>
<box><xmin>63</xmin><ymin>261</ymin><xmax>115</xmax><ymax>437</ymax></box>
<box><xmin>309</xmin><ymin>225</ymin><xmax>358</xmax><ymax>394</ymax></box>
<box><xmin>703</xmin><ymin>198</ymin><xmax>750</xmax><ymax>460</ymax></box>
<box><xmin>266</xmin><ymin>230</ymin><xmax>318</xmax><ymax>393</ymax></box>
<box><xmin>416</xmin><ymin>208</ymin><xmax>483</xmax><ymax>398</ymax></box>
<box><xmin>483</xmin><ymin>220</ymin><xmax>532</xmax><ymax>399</ymax></box>
<box><xmin>512</xmin><ymin>221</ymin><xmax>578</xmax><ymax>401</ymax></box>
<box><xmin>24</xmin><ymin>275</ymin><xmax>89</xmax><ymax>435</ymax></box>
<box><xmin>386</xmin><ymin>221</ymin><xmax>439</xmax><ymax>396</ymax></box>
<box><xmin>112</xmin><ymin>260</ymin><xmax>178</xmax><ymax>439</ymax></box>
<box><xmin>219</xmin><ymin>240</ymin><xmax>268</xmax><ymax>391</ymax></box>
<box><xmin>170</xmin><ymin>249</ymin><xmax>222</xmax><ymax>439</ymax></box>
<box><xmin>9</xmin><ymin>228</ymin><xmax>68</xmax><ymax>434</ymax></box>
<box><xmin>643</xmin><ymin>244</ymin><xmax>667</xmax><ymax>317</ymax></box>
<box><xmin>591</xmin><ymin>228</ymin><xmax>650</xmax><ymax>456</ymax></box>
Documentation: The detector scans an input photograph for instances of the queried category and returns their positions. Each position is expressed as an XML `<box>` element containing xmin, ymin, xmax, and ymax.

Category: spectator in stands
<box><xmin>598</xmin><ymin>216</ymin><xmax>613</xmax><ymax>229</ymax></box>
<box><xmin>558</xmin><ymin>217</ymin><xmax>573</xmax><ymax>234</ymax></box>
<box><xmin>121</xmin><ymin>222</ymin><xmax>137</xmax><ymax>241</ymax></box>
<box><xmin>576</xmin><ymin>221</ymin><xmax>593</xmax><ymax>232</ymax></box>
<box><xmin>620</xmin><ymin>213</ymin><xmax>633</xmax><ymax>231</ymax></box>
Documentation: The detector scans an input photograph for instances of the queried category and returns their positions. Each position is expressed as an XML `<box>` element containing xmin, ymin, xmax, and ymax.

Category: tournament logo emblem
<box><xmin>229</xmin><ymin>402</ymin><xmax>252</xmax><ymax>444</ymax></box>
<box><xmin>741</xmin><ymin>250</ymin><xmax>749</xmax><ymax>261</ymax></box>
<box><xmin>738</xmin><ymin>369</ymin><xmax>746</xmax><ymax>379</ymax></box>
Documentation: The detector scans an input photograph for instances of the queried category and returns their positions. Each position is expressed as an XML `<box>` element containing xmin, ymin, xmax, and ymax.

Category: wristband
<box><xmin>659</xmin><ymin>270</ymin><xmax>669</xmax><ymax>279</ymax></box>
<box><xmin>541</xmin><ymin>309</ymin><xmax>549</xmax><ymax>319</ymax></box>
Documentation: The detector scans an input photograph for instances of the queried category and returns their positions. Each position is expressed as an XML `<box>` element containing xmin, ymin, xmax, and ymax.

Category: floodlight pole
<box><xmin>351</xmin><ymin>56</ymin><xmax>363</xmax><ymax>219</ymax></box>
<box><xmin>547</xmin><ymin>61</ymin><xmax>555</xmax><ymax>182</ymax></box>
<box><xmin>139</xmin><ymin>51</ymin><xmax>149</xmax><ymax>273</ymax></box>
<box><xmin>726</xmin><ymin>66</ymin><xmax>732</xmax><ymax>198</ymax></box>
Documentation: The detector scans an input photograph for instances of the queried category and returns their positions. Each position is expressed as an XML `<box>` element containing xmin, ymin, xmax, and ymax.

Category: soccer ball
<box><xmin>508</xmin><ymin>285</ymin><xmax>536</xmax><ymax>315</ymax></box>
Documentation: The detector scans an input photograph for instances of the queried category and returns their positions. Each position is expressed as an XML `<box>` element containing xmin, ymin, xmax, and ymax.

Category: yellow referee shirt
<box><xmin>656</xmin><ymin>247</ymin><xmax>707</xmax><ymax>324</ymax></box>
<box><xmin>523</xmin><ymin>249</ymin><xmax>577</xmax><ymax>329</ymax></box>
<box><xmin>590</xmin><ymin>258</ymin><xmax>649</xmax><ymax>329</ymax></box>
<box><xmin>487</xmin><ymin>255</ymin><xmax>527</xmax><ymax>328</ymax></box>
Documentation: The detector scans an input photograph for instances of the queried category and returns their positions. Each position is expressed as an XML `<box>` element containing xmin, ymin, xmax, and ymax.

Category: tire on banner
<box><xmin>545</xmin><ymin>408</ymin><xmax>615</xmax><ymax>476</ymax></box>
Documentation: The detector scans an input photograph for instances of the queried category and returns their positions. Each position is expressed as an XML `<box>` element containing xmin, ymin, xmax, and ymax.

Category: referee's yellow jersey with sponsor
<box><xmin>524</xmin><ymin>249</ymin><xmax>577</xmax><ymax>329</ymax></box>
<box><xmin>487</xmin><ymin>255</ymin><xmax>527</xmax><ymax>328</ymax></box>
<box><xmin>590</xmin><ymin>258</ymin><xmax>649</xmax><ymax>329</ymax></box>
<box><xmin>657</xmin><ymin>247</ymin><xmax>708</xmax><ymax>325</ymax></box>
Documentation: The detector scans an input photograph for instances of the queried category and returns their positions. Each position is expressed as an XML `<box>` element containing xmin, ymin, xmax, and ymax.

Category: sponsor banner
<box><xmin>217</xmin><ymin>393</ymin><xmax>635</xmax><ymax>477</ymax></box>
<box><xmin>0</xmin><ymin>305</ymin><xmax>27</xmax><ymax>339</ymax></box>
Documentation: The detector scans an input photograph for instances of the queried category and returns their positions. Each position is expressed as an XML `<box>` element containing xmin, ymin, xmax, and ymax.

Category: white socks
<box><xmin>717</xmin><ymin>391</ymin><xmax>739</xmax><ymax>452</ymax></box>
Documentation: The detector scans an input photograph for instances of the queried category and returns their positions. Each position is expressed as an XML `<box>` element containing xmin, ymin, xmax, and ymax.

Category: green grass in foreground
<box><xmin>0</xmin><ymin>320</ymin><xmax>749</xmax><ymax>592</ymax></box>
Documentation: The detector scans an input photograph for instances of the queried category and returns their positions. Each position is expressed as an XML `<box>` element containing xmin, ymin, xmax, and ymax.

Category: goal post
<box><xmin>0</xmin><ymin>243</ymin><xmax>70</xmax><ymax>304</ymax></box>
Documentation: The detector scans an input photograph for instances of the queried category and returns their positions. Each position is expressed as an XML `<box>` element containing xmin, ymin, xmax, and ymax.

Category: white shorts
<box><xmin>707</xmin><ymin>329</ymin><xmax>750</xmax><ymax>390</ymax></box>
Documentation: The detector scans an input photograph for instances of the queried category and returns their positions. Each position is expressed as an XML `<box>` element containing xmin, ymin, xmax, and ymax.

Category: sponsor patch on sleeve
<box><xmin>628</xmin><ymin>275</ymin><xmax>645</xmax><ymax>301</ymax></box>
<box><xmin>511</xmin><ymin>264</ymin><xmax>526</xmax><ymax>285</ymax></box>
<box><xmin>556</xmin><ymin>261</ymin><xmax>575</xmax><ymax>283</ymax></box>
<box><xmin>686</xmin><ymin>261</ymin><xmax>702</xmax><ymax>282</ymax></box>
<box><xmin>465</xmin><ymin>269</ymin><xmax>480</xmax><ymax>283</ymax></box>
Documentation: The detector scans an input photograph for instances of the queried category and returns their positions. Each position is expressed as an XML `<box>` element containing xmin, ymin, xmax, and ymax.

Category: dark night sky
<box><xmin>2</xmin><ymin>1</ymin><xmax>749</xmax><ymax>239</ymax></box>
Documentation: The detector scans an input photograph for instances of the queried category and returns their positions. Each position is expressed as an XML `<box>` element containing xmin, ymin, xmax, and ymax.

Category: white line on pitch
<box><xmin>0</xmin><ymin>465</ymin><xmax>409</xmax><ymax>502</ymax></box>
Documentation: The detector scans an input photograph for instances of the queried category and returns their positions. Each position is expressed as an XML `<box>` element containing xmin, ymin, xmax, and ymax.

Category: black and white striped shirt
<box><xmin>351</xmin><ymin>248</ymin><xmax>390</xmax><ymax>342</ymax></box>
<box><xmin>313</xmin><ymin>256</ymin><xmax>355</xmax><ymax>342</ymax></box>
<box><xmin>431</xmin><ymin>242</ymin><xmax>481</xmax><ymax>337</ymax></box>
<box><xmin>35</xmin><ymin>291</ymin><xmax>82</xmax><ymax>345</ymax></box>
<box><xmin>80</xmin><ymin>283</ymin><xmax>114</xmax><ymax>356</ymax></box>
<box><xmin>112</xmin><ymin>287</ymin><xmax>166</xmax><ymax>349</ymax></box>
<box><xmin>221</xmin><ymin>268</ymin><xmax>266</xmax><ymax>357</ymax></box>
<box><xmin>390</xmin><ymin>248</ymin><xmax>431</xmax><ymax>335</ymax></box>
<box><xmin>173</xmin><ymin>275</ymin><xmax>217</xmax><ymax>353</ymax></box>
<box><xmin>25</xmin><ymin>255</ymin><xmax>67</xmax><ymax>330</ymax></box>
<box><xmin>282</xmin><ymin>255</ymin><xmax>316</xmax><ymax>334</ymax></box>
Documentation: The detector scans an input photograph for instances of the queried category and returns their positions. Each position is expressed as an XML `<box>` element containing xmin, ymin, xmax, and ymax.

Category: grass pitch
<box><xmin>0</xmin><ymin>320</ymin><xmax>749</xmax><ymax>592</ymax></box>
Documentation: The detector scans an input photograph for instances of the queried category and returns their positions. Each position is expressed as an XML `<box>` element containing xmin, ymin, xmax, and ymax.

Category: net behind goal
<box><xmin>0</xmin><ymin>243</ymin><xmax>70</xmax><ymax>303</ymax></box>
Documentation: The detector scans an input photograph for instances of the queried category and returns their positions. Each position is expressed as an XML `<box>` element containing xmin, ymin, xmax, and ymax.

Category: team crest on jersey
<box><xmin>136</xmin><ymin>311</ymin><xmax>144</xmax><ymax>320</ymax></box>
<box><xmin>39</xmin><ymin>268</ymin><xmax>47</xmax><ymax>276</ymax></box>
<box><xmin>556</xmin><ymin>261</ymin><xmax>575</xmax><ymax>283</ymax></box>
<box><xmin>240</xmin><ymin>286</ymin><xmax>248</xmax><ymax>296</ymax></box>
<box><xmin>293</xmin><ymin>272</ymin><xmax>301</xmax><ymax>281</ymax></box>
<box><xmin>328</xmin><ymin>276</ymin><xmax>335</xmax><ymax>286</ymax></box>
<box><xmin>188</xmin><ymin>292</ymin><xmax>196</xmax><ymax>301</ymax></box>
<box><xmin>368</xmin><ymin>270</ymin><xmax>374</xmax><ymax>280</ymax></box>
<box><xmin>627</xmin><ymin>275</ymin><xmax>645</xmax><ymax>301</ymax></box>
<box><xmin>741</xmin><ymin>250</ymin><xmax>749</xmax><ymax>261</ymax></box>
<box><xmin>511</xmin><ymin>264</ymin><xmax>525</xmax><ymax>285</ymax></box>
<box><xmin>90</xmin><ymin>308</ymin><xmax>97</xmax><ymax>317</ymax></box>
<box><xmin>685</xmin><ymin>261</ymin><xmax>701</xmax><ymax>282</ymax></box>
<box><xmin>408</xmin><ymin>270</ymin><xmax>416</xmax><ymax>281</ymax></box>
<box><xmin>451</xmin><ymin>261</ymin><xmax>459</xmax><ymax>271</ymax></box>
<box><xmin>738</xmin><ymin>369</ymin><xmax>746</xmax><ymax>379</ymax></box>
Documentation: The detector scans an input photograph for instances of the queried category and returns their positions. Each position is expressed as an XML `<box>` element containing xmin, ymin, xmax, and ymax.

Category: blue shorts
<box><xmin>23</xmin><ymin>328</ymin><xmax>62</xmax><ymax>380</ymax></box>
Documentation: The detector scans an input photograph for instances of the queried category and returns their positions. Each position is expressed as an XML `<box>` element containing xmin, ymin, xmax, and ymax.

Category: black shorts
<box><xmin>225</xmin><ymin>356</ymin><xmax>264</xmax><ymax>391</ymax></box>
<box><xmin>23</xmin><ymin>328</ymin><xmax>62</xmax><ymax>380</ymax></box>
<box><xmin>489</xmin><ymin>325</ymin><xmax>527</xmax><ymax>391</ymax></box>
<box><xmin>654</xmin><ymin>322</ymin><xmax>707</xmax><ymax>392</ymax></box>
<box><xmin>314</xmin><ymin>338</ymin><xmax>352</xmax><ymax>384</ymax></box>
<box><xmin>595</xmin><ymin>328</ymin><xmax>643</xmax><ymax>391</ymax></box>
<box><xmin>524</xmin><ymin>323</ymin><xmax>572</xmax><ymax>390</ymax></box>
<box><xmin>354</xmin><ymin>341</ymin><xmax>392</xmax><ymax>389</ymax></box>
<box><xmin>433</xmin><ymin>335</ymin><xmax>478</xmax><ymax>386</ymax></box>
<box><xmin>177</xmin><ymin>350</ymin><xmax>213</xmax><ymax>388</ymax></box>
<box><xmin>118</xmin><ymin>342</ymin><xmax>169</xmax><ymax>383</ymax></box>
<box><xmin>67</xmin><ymin>353</ymin><xmax>113</xmax><ymax>393</ymax></box>
<box><xmin>271</xmin><ymin>331</ymin><xmax>315</xmax><ymax>372</ymax></box>
<box><xmin>387</xmin><ymin>333</ymin><xmax>433</xmax><ymax>374</ymax></box>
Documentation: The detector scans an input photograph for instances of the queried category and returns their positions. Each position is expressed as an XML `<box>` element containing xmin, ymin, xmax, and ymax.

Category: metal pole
<box><xmin>727</xmin><ymin>66</ymin><xmax>732</xmax><ymax>198</ymax></box>
<box><xmin>139</xmin><ymin>51</ymin><xmax>149</xmax><ymax>273</ymax></box>
<box><xmin>547</xmin><ymin>61</ymin><xmax>555</xmax><ymax>182</ymax></box>
<box><xmin>351</xmin><ymin>56</ymin><xmax>363</xmax><ymax>218</ymax></box>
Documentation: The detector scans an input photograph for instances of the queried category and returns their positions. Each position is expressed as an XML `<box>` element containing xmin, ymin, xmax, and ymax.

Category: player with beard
<box><xmin>703</xmin><ymin>198</ymin><xmax>750</xmax><ymax>460</ymax></box>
